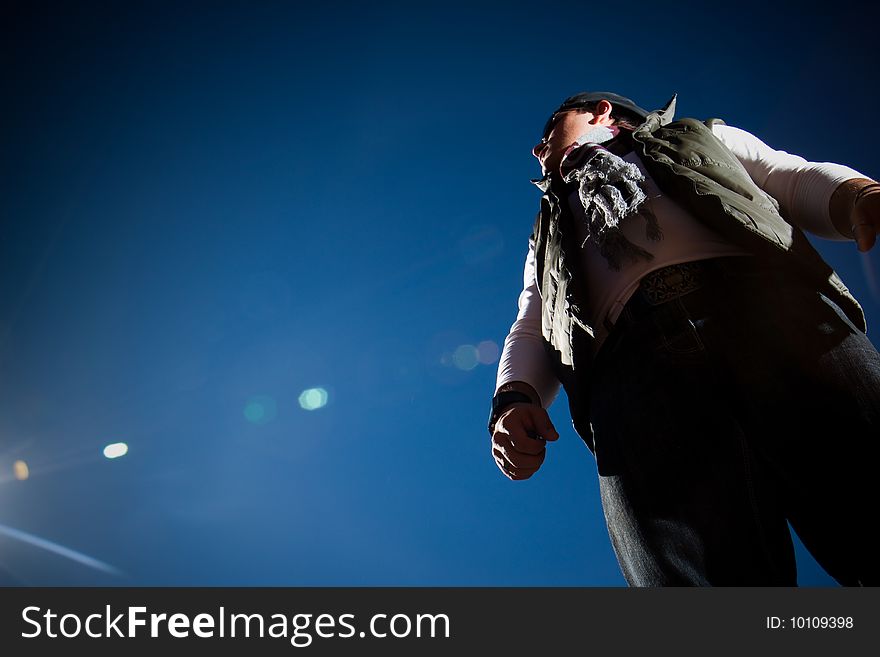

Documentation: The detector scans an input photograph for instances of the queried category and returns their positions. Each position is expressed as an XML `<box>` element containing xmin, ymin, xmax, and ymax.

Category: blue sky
<box><xmin>1</xmin><ymin>0</ymin><xmax>878</xmax><ymax>586</ymax></box>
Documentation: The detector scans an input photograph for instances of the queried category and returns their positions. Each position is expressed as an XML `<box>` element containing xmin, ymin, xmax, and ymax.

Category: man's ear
<box><xmin>594</xmin><ymin>99</ymin><xmax>613</xmax><ymax>121</ymax></box>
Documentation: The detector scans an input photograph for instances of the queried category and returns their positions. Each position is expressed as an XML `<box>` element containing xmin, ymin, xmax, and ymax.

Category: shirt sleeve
<box><xmin>494</xmin><ymin>242</ymin><xmax>561</xmax><ymax>408</ymax></box>
<box><xmin>711</xmin><ymin>123</ymin><xmax>868</xmax><ymax>241</ymax></box>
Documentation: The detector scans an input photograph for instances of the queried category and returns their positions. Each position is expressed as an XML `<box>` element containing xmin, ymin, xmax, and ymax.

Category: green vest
<box><xmin>530</xmin><ymin>94</ymin><xmax>865</xmax><ymax>449</ymax></box>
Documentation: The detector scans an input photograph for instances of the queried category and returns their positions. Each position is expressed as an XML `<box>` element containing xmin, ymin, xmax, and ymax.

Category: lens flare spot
<box><xmin>244</xmin><ymin>396</ymin><xmax>278</xmax><ymax>425</ymax></box>
<box><xmin>477</xmin><ymin>340</ymin><xmax>500</xmax><ymax>365</ymax></box>
<box><xmin>103</xmin><ymin>443</ymin><xmax>128</xmax><ymax>459</ymax></box>
<box><xmin>13</xmin><ymin>460</ymin><xmax>29</xmax><ymax>480</ymax></box>
<box><xmin>452</xmin><ymin>344</ymin><xmax>479</xmax><ymax>370</ymax></box>
<box><xmin>298</xmin><ymin>387</ymin><xmax>328</xmax><ymax>411</ymax></box>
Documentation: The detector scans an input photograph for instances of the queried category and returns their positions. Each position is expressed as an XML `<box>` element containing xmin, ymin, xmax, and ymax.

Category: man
<box><xmin>489</xmin><ymin>91</ymin><xmax>880</xmax><ymax>586</ymax></box>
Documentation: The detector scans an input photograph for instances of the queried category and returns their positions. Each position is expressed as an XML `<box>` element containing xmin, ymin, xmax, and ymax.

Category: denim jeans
<box><xmin>588</xmin><ymin>257</ymin><xmax>880</xmax><ymax>586</ymax></box>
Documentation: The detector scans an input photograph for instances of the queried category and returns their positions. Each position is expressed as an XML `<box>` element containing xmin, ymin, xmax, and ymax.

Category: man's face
<box><xmin>532</xmin><ymin>104</ymin><xmax>615</xmax><ymax>175</ymax></box>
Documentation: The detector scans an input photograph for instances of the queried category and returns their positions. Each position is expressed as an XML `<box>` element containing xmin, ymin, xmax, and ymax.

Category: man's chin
<box><xmin>540</xmin><ymin>160</ymin><xmax>559</xmax><ymax>177</ymax></box>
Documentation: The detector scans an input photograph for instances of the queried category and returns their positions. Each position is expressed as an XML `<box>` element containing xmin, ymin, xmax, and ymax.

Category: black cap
<box><xmin>542</xmin><ymin>91</ymin><xmax>649</xmax><ymax>138</ymax></box>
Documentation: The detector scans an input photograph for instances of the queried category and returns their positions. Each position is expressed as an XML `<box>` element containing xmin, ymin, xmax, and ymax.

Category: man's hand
<box><xmin>491</xmin><ymin>404</ymin><xmax>559</xmax><ymax>480</ymax></box>
<box><xmin>851</xmin><ymin>185</ymin><xmax>880</xmax><ymax>252</ymax></box>
<box><xmin>830</xmin><ymin>178</ymin><xmax>880</xmax><ymax>251</ymax></box>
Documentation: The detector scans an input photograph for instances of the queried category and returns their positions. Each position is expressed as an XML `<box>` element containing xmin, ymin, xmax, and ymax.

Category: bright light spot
<box><xmin>103</xmin><ymin>443</ymin><xmax>128</xmax><ymax>459</ymax></box>
<box><xmin>13</xmin><ymin>460</ymin><xmax>29</xmax><ymax>481</ymax></box>
<box><xmin>244</xmin><ymin>396</ymin><xmax>278</xmax><ymax>425</ymax></box>
<box><xmin>452</xmin><ymin>344</ymin><xmax>479</xmax><ymax>370</ymax></box>
<box><xmin>298</xmin><ymin>387</ymin><xmax>328</xmax><ymax>411</ymax></box>
<box><xmin>244</xmin><ymin>402</ymin><xmax>265</xmax><ymax>423</ymax></box>
<box><xmin>477</xmin><ymin>340</ymin><xmax>500</xmax><ymax>365</ymax></box>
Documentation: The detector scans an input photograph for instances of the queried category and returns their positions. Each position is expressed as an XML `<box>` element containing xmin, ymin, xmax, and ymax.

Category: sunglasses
<box><xmin>540</xmin><ymin>113</ymin><xmax>564</xmax><ymax>143</ymax></box>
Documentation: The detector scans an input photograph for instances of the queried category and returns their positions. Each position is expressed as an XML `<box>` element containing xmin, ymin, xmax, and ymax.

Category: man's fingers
<box><xmin>495</xmin><ymin>408</ymin><xmax>549</xmax><ymax>455</ymax></box>
<box><xmin>852</xmin><ymin>201</ymin><xmax>879</xmax><ymax>252</ymax></box>
<box><xmin>496</xmin><ymin>405</ymin><xmax>559</xmax><ymax>446</ymax></box>
<box><xmin>495</xmin><ymin>459</ymin><xmax>539</xmax><ymax>481</ymax></box>
<box><xmin>527</xmin><ymin>405</ymin><xmax>559</xmax><ymax>442</ymax></box>
<box><xmin>853</xmin><ymin>222</ymin><xmax>877</xmax><ymax>252</ymax></box>
<box><xmin>503</xmin><ymin>468</ymin><xmax>538</xmax><ymax>481</ymax></box>
<box><xmin>492</xmin><ymin>436</ymin><xmax>545</xmax><ymax>471</ymax></box>
<box><xmin>492</xmin><ymin>450</ymin><xmax>539</xmax><ymax>480</ymax></box>
<box><xmin>507</xmin><ymin>406</ymin><xmax>559</xmax><ymax>452</ymax></box>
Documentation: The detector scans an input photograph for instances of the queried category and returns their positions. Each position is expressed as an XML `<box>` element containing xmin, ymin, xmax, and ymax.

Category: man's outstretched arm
<box><xmin>711</xmin><ymin>124</ymin><xmax>875</xmax><ymax>245</ymax></box>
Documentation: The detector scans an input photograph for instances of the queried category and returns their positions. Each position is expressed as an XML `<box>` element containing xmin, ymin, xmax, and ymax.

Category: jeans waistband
<box><xmin>621</xmin><ymin>256</ymin><xmax>773</xmax><ymax>326</ymax></box>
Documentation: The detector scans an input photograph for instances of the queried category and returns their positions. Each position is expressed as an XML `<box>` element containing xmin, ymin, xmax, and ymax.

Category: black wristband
<box><xmin>488</xmin><ymin>390</ymin><xmax>536</xmax><ymax>435</ymax></box>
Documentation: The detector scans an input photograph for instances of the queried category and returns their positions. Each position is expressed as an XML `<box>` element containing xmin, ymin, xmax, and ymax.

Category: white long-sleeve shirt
<box><xmin>495</xmin><ymin>124</ymin><xmax>867</xmax><ymax>408</ymax></box>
